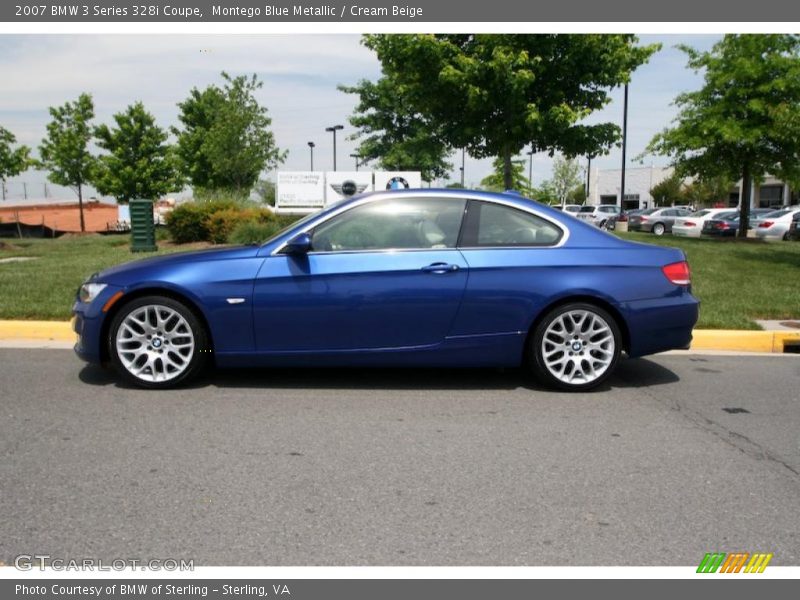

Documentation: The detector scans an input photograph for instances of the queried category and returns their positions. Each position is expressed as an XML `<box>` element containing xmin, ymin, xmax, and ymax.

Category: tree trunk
<box><xmin>503</xmin><ymin>150</ymin><xmax>513</xmax><ymax>190</ymax></box>
<box><xmin>738</xmin><ymin>164</ymin><xmax>751</xmax><ymax>239</ymax></box>
<box><xmin>77</xmin><ymin>183</ymin><xmax>86</xmax><ymax>233</ymax></box>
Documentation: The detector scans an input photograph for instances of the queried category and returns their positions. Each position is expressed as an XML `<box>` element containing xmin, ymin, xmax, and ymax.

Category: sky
<box><xmin>0</xmin><ymin>33</ymin><xmax>722</xmax><ymax>202</ymax></box>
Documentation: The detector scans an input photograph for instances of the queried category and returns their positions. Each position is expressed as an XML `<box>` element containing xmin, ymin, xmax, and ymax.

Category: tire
<box><xmin>652</xmin><ymin>222</ymin><xmax>666</xmax><ymax>236</ymax></box>
<box><xmin>598</xmin><ymin>219</ymin><xmax>607</xmax><ymax>229</ymax></box>
<box><xmin>528</xmin><ymin>302</ymin><xmax>622</xmax><ymax>392</ymax></box>
<box><xmin>783</xmin><ymin>232</ymin><xmax>790</xmax><ymax>241</ymax></box>
<box><xmin>108</xmin><ymin>295</ymin><xmax>210</xmax><ymax>389</ymax></box>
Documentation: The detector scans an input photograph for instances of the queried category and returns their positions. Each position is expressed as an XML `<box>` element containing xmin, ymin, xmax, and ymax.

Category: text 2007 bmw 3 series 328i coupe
<box><xmin>72</xmin><ymin>190</ymin><xmax>699</xmax><ymax>391</ymax></box>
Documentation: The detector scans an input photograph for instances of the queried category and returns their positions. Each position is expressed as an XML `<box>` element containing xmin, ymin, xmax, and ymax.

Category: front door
<box><xmin>252</xmin><ymin>196</ymin><xmax>468</xmax><ymax>352</ymax></box>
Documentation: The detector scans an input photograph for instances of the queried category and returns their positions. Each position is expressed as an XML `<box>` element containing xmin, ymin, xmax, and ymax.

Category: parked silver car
<box><xmin>628</xmin><ymin>207</ymin><xmax>692</xmax><ymax>235</ymax></box>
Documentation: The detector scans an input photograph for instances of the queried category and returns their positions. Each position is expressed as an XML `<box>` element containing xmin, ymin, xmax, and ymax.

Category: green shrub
<box><xmin>204</xmin><ymin>206</ymin><xmax>275</xmax><ymax>244</ymax></box>
<box><xmin>166</xmin><ymin>203</ymin><xmax>208</xmax><ymax>243</ymax></box>
<box><xmin>228</xmin><ymin>220</ymin><xmax>285</xmax><ymax>245</ymax></box>
<box><xmin>166</xmin><ymin>199</ymin><xmax>274</xmax><ymax>243</ymax></box>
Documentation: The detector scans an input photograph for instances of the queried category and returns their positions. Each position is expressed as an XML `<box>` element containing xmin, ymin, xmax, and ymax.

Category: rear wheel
<box><xmin>528</xmin><ymin>303</ymin><xmax>622</xmax><ymax>392</ymax></box>
<box><xmin>108</xmin><ymin>295</ymin><xmax>210</xmax><ymax>389</ymax></box>
<box><xmin>652</xmin><ymin>222</ymin><xmax>666</xmax><ymax>236</ymax></box>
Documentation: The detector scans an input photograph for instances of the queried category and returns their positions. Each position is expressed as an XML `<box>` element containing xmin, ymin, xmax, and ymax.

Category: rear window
<box><xmin>578</xmin><ymin>206</ymin><xmax>595</xmax><ymax>213</ymax></box>
<box><xmin>640</xmin><ymin>208</ymin><xmax>659</xmax><ymax>215</ymax></box>
<box><xmin>691</xmin><ymin>210</ymin><xmax>711</xmax><ymax>218</ymax></box>
<box><xmin>763</xmin><ymin>209</ymin><xmax>790</xmax><ymax>219</ymax></box>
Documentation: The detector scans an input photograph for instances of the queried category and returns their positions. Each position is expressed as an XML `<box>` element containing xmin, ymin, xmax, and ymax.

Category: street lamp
<box><xmin>620</xmin><ymin>82</ymin><xmax>629</xmax><ymax>209</ymax></box>
<box><xmin>459</xmin><ymin>148</ymin><xmax>466</xmax><ymax>187</ymax></box>
<box><xmin>526</xmin><ymin>148</ymin><xmax>535</xmax><ymax>192</ymax></box>
<box><xmin>307</xmin><ymin>141</ymin><xmax>315</xmax><ymax>171</ymax></box>
<box><xmin>349</xmin><ymin>153</ymin><xmax>362</xmax><ymax>171</ymax></box>
<box><xmin>325</xmin><ymin>125</ymin><xmax>344</xmax><ymax>171</ymax></box>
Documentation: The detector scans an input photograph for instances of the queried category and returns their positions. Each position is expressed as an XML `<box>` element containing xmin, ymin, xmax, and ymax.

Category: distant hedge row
<box><xmin>165</xmin><ymin>199</ymin><xmax>301</xmax><ymax>245</ymax></box>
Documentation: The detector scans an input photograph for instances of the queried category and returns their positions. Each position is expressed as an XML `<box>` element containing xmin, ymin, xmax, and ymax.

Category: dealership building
<box><xmin>586</xmin><ymin>165</ymin><xmax>797</xmax><ymax>210</ymax></box>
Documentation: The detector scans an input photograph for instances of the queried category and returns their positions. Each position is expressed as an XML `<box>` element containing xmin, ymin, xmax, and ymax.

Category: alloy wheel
<box><xmin>540</xmin><ymin>309</ymin><xmax>615</xmax><ymax>385</ymax></box>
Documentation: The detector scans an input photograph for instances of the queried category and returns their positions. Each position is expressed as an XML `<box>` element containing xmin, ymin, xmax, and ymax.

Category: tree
<box><xmin>650</xmin><ymin>172</ymin><xmax>684</xmax><ymax>206</ymax></box>
<box><xmin>38</xmin><ymin>93</ymin><xmax>96</xmax><ymax>232</ymax></box>
<box><xmin>339</xmin><ymin>78</ymin><xmax>452</xmax><ymax>181</ymax></box>
<box><xmin>93</xmin><ymin>102</ymin><xmax>183</xmax><ymax>204</ymax></box>
<box><xmin>361</xmin><ymin>34</ymin><xmax>658</xmax><ymax>189</ymax></box>
<box><xmin>173</xmin><ymin>72</ymin><xmax>286</xmax><ymax>196</ymax></box>
<box><xmin>480</xmin><ymin>156</ymin><xmax>530</xmax><ymax>192</ymax></box>
<box><xmin>550</xmin><ymin>156</ymin><xmax>583</xmax><ymax>206</ymax></box>
<box><xmin>646</xmin><ymin>35</ymin><xmax>800</xmax><ymax>237</ymax></box>
<box><xmin>253</xmin><ymin>179</ymin><xmax>276</xmax><ymax>206</ymax></box>
<box><xmin>531</xmin><ymin>180</ymin><xmax>558</xmax><ymax>204</ymax></box>
<box><xmin>0</xmin><ymin>126</ymin><xmax>31</xmax><ymax>200</ymax></box>
<box><xmin>682</xmin><ymin>175</ymin><xmax>735</xmax><ymax>207</ymax></box>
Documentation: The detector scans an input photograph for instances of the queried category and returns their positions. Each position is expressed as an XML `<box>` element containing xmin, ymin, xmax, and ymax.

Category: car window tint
<box><xmin>311</xmin><ymin>197</ymin><xmax>466</xmax><ymax>252</ymax></box>
<box><xmin>692</xmin><ymin>210</ymin><xmax>711</xmax><ymax>217</ymax></box>
<box><xmin>463</xmin><ymin>201</ymin><xmax>562</xmax><ymax>247</ymax></box>
<box><xmin>578</xmin><ymin>206</ymin><xmax>594</xmax><ymax>213</ymax></box>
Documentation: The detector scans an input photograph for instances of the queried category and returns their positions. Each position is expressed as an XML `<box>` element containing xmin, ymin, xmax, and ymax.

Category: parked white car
<box><xmin>672</xmin><ymin>208</ymin><xmax>737</xmax><ymax>238</ymax></box>
<box><xmin>753</xmin><ymin>207</ymin><xmax>800</xmax><ymax>241</ymax></box>
<box><xmin>575</xmin><ymin>204</ymin><xmax>622</xmax><ymax>228</ymax></box>
<box><xmin>552</xmin><ymin>204</ymin><xmax>582</xmax><ymax>216</ymax></box>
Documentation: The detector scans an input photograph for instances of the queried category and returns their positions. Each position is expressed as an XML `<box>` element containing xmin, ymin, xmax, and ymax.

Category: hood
<box><xmin>94</xmin><ymin>245</ymin><xmax>261</xmax><ymax>282</ymax></box>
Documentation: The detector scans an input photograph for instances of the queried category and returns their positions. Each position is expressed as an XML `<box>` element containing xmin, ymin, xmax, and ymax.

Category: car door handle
<box><xmin>421</xmin><ymin>262</ymin><xmax>460</xmax><ymax>273</ymax></box>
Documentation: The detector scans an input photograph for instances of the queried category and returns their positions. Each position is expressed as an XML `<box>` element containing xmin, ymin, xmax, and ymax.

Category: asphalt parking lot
<box><xmin>1</xmin><ymin>348</ymin><xmax>798</xmax><ymax>566</ymax></box>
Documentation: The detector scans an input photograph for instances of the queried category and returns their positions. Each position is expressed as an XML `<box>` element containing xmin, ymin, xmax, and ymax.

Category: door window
<box><xmin>310</xmin><ymin>197</ymin><xmax>466</xmax><ymax>252</ymax></box>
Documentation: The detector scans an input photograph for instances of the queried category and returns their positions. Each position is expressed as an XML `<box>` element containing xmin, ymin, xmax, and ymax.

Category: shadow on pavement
<box><xmin>78</xmin><ymin>356</ymin><xmax>679</xmax><ymax>392</ymax></box>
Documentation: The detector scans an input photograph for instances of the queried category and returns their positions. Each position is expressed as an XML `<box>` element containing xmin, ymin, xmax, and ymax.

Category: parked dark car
<box><xmin>628</xmin><ymin>207</ymin><xmax>692</xmax><ymax>235</ymax></box>
<box><xmin>72</xmin><ymin>189</ymin><xmax>699</xmax><ymax>392</ymax></box>
<box><xmin>788</xmin><ymin>212</ymin><xmax>800</xmax><ymax>241</ymax></box>
<box><xmin>604</xmin><ymin>209</ymin><xmax>644</xmax><ymax>231</ymax></box>
<box><xmin>702</xmin><ymin>208</ymin><xmax>775</xmax><ymax>237</ymax></box>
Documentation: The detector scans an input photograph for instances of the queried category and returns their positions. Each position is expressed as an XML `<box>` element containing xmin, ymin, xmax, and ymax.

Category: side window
<box><xmin>461</xmin><ymin>201</ymin><xmax>563</xmax><ymax>247</ymax></box>
<box><xmin>310</xmin><ymin>197</ymin><xmax>466</xmax><ymax>252</ymax></box>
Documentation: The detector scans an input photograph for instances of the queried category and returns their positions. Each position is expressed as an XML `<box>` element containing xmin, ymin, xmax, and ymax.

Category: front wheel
<box><xmin>652</xmin><ymin>222</ymin><xmax>666</xmax><ymax>236</ymax></box>
<box><xmin>528</xmin><ymin>303</ymin><xmax>622</xmax><ymax>392</ymax></box>
<box><xmin>108</xmin><ymin>295</ymin><xmax>210</xmax><ymax>389</ymax></box>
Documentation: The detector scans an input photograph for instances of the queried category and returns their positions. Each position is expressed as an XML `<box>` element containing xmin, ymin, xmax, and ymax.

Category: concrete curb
<box><xmin>0</xmin><ymin>320</ymin><xmax>798</xmax><ymax>353</ymax></box>
<box><xmin>0</xmin><ymin>320</ymin><xmax>75</xmax><ymax>342</ymax></box>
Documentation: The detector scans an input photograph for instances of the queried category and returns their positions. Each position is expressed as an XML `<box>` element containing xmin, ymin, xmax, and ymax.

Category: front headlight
<box><xmin>79</xmin><ymin>282</ymin><xmax>108</xmax><ymax>304</ymax></box>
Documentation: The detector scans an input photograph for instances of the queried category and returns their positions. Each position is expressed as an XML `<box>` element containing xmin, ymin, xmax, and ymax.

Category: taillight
<box><xmin>683</xmin><ymin>221</ymin><xmax>696</xmax><ymax>227</ymax></box>
<box><xmin>662</xmin><ymin>261</ymin><xmax>691</xmax><ymax>286</ymax></box>
<box><xmin>714</xmin><ymin>222</ymin><xmax>729</xmax><ymax>230</ymax></box>
<box><xmin>618</xmin><ymin>214</ymin><xmax>628</xmax><ymax>222</ymax></box>
<box><xmin>759</xmin><ymin>221</ymin><xmax>774</xmax><ymax>228</ymax></box>
<box><xmin>640</xmin><ymin>216</ymin><xmax>648</xmax><ymax>222</ymax></box>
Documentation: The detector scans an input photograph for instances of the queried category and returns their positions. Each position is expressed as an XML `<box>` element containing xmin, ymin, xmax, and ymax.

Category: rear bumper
<box><xmin>623</xmin><ymin>292</ymin><xmax>700</xmax><ymax>357</ymax></box>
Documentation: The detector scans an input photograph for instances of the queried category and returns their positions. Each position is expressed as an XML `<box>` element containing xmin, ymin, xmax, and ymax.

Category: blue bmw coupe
<box><xmin>73</xmin><ymin>189</ymin><xmax>699</xmax><ymax>391</ymax></box>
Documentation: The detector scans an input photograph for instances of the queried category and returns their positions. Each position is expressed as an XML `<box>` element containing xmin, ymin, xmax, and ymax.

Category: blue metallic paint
<box><xmin>72</xmin><ymin>190</ymin><xmax>699</xmax><ymax>370</ymax></box>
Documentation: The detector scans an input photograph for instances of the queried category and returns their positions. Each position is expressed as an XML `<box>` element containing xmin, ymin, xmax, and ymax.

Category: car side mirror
<box><xmin>284</xmin><ymin>232</ymin><xmax>312</xmax><ymax>255</ymax></box>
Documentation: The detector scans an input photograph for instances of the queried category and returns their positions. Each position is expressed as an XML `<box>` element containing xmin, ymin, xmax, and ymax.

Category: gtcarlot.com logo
<box><xmin>13</xmin><ymin>554</ymin><xmax>194</xmax><ymax>571</ymax></box>
<box><xmin>697</xmin><ymin>552</ymin><xmax>773</xmax><ymax>573</ymax></box>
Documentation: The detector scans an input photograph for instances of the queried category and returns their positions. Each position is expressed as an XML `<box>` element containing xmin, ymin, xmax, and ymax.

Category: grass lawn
<box><xmin>0</xmin><ymin>234</ymin><xmax>208</xmax><ymax>320</ymax></box>
<box><xmin>1</xmin><ymin>230</ymin><xmax>799</xmax><ymax>329</ymax></box>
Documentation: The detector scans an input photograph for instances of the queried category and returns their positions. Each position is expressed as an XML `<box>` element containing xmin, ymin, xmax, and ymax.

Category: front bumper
<box><xmin>72</xmin><ymin>284</ymin><xmax>123</xmax><ymax>365</ymax></box>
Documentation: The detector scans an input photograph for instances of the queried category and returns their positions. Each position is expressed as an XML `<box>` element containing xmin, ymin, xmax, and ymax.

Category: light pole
<box><xmin>325</xmin><ymin>125</ymin><xmax>344</xmax><ymax>171</ymax></box>
<box><xmin>527</xmin><ymin>148</ymin><xmax>535</xmax><ymax>193</ymax></box>
<box><xmin>307</xmin><ymin>141</ymin><xmax>315</xmax><ymax>171</ymax></box>
<box><xmin>349</xmin><ymin>153</ymin><xmax>361</xmax><ymax>171</ymax></box>
<box><xmin>620</xmin><ymin>83</ymin><xmax>629</xmax><ymax>209</ymax></box>
<box><xmin>586</xmin><ymin>155</ymin><xmax>592</xmax><ymax>201</ymax></box>
<box><xmin>459</xmin><ymin>148</ymin><xmax>465</xmax><ymax>187</ymax></box>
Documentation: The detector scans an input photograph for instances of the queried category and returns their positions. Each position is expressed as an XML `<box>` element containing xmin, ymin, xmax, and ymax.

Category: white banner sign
<box><xmin>276</xmin><ymin>171</ymin><xmax>325</xmax><ymax>209</ymax></box>
<box><xmin>374</xmin><ymin>171</ymin><xmax>423</xmax><ymax>191</ymax></box>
